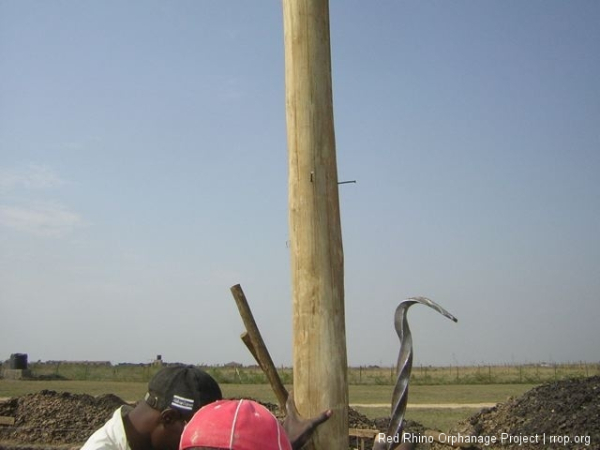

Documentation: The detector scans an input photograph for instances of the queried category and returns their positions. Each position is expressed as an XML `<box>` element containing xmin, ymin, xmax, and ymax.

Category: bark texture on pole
<box><xmin>282</xmin><ymin>1</ymin><xmax>348</xmax><ymax>449</ymax></box>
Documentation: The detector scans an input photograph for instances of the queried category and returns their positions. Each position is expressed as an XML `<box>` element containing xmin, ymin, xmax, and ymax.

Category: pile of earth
<box><xmin>0</xmin><ymin>389</ymin><xmax>128</xmax><ymax>450</ymax></box>
<box><xmin>430</xmin><ymin>375</ymin><xmax>600</xmax><ymax>450</ymax></box>
<box><xmin>0</xmin><ymin>389</ymin><xmax>422</xmax><ymax>450</ymax></box>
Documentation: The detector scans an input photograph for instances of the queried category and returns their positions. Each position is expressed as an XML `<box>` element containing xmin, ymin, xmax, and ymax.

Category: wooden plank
<box><xmin>0</xmin><ymin>416</ymin><xmax>15</xmax><ymax>426</ymax></box>
<box><xmin>349</xmin><ymin>428</ymin><xmax>379</xmax><ymax>438</ymax></box>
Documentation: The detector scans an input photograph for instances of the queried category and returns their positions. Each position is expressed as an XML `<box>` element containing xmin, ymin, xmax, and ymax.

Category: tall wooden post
<box><xmin>282</xmin><ymin>1</ymin><xmax>348</xmax><ymax>449</ymax></box>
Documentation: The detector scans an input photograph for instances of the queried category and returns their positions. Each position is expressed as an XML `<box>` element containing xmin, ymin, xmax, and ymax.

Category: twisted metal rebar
<box><xmin>384</xmin><ymin>297</ymin><xmax>457</xmax><ymax>448</ymax></box>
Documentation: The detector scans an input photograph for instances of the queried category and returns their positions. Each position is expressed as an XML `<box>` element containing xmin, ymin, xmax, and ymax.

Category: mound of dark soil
<box><xmin>0</xmin><ymin>390</ymin><xmax>128</xmax><ymax>449</ymax></box>
<box><xmin>431</xmin><ymin>375</ymin><xmax>600</xmax><ymax>450</ymax></box>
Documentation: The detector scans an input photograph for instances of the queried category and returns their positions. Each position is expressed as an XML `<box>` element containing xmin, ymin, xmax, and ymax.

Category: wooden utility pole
<box><xmin>282</xmin><ymin>1</ymin><xmax>348</xmax><ymax>449</ymax></box>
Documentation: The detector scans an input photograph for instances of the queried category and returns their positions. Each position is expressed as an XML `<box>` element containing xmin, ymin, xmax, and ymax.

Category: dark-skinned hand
<box><xmin>282</xmin><ymin>391</ymin><xmax>332</xmax><ymax>450</ymax></box>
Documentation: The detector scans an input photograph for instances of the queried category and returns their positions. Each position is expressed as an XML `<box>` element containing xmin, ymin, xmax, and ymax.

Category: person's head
<box><xmin>134</xmin><ymin>365</ymin><xmax>223</xmax><ymax>450</ymax></box>
<box><xmin>180</xmin><ymin>399</ymin><xmax>292</xmax><ymax>450</ymax></box>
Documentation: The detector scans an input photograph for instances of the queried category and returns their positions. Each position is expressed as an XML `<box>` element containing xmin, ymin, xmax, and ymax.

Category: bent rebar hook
<box><xmin>384</xmin><ymin>297</ymin><xmax>457</xmax><ymax>449</ymax></box>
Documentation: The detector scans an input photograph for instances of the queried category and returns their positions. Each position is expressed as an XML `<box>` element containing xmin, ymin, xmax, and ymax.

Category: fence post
<box><xmin>519</xmin><ymin>365</ymin><xmax>523</xmax><ymax>383</ymax></box>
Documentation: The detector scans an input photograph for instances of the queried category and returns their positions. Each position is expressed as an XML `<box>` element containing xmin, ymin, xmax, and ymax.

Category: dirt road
<box><xmin>350</xmin><ymin>402</ymin><xmax>497</xmax><ymax>409</ymax></box>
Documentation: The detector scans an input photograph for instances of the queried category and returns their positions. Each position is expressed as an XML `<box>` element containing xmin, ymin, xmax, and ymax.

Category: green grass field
<box><xmin>0</xmin><ymin>380</ymin><xmax>537</xmax><ymax>432</ymax></box>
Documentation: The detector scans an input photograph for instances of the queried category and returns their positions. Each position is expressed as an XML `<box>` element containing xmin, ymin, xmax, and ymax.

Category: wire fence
<box><xmin>3</xmin><ymin>361</ymin><xmax>598</xmax><ymax>385</ymax></box>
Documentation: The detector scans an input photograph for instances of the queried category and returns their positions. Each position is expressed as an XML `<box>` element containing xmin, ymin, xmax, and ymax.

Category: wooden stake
<box><xmin>231</xmin><ymin>284</ymin><xmax>289</xmax><ymax>411</ymax></box>
<box><xmin>240</xmin><ymin>332</ymin><xmax>261</xmax><ymax>367</ymax></box>
<box><xmin>240</xmin><ymin>330</ymin><xmax>289</xmax><ymax>410</ymax></box>
<box><xmin>282</xmin><ymin>1</ymin><xmax>348</xmax><ymax>448</ymax></box>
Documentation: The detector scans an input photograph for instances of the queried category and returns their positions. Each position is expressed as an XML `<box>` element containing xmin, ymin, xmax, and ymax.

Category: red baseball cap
<box><xmin>180</xmin><ymin>399</ymin><xmax>292</xmax><ymax>450</ymax></box>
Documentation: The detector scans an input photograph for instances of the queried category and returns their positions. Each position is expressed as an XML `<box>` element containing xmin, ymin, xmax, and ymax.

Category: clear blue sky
<box><xmin>1</xmin><ymin>1</ymin><xmax>598</xmax><ymax>367</ymax></box>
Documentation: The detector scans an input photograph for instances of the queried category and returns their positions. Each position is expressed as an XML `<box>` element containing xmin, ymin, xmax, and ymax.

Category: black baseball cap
<box><xmin>144</xmin><ymin>365</ymin><xmax>222</xmax><ymax>414</ymax></box>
